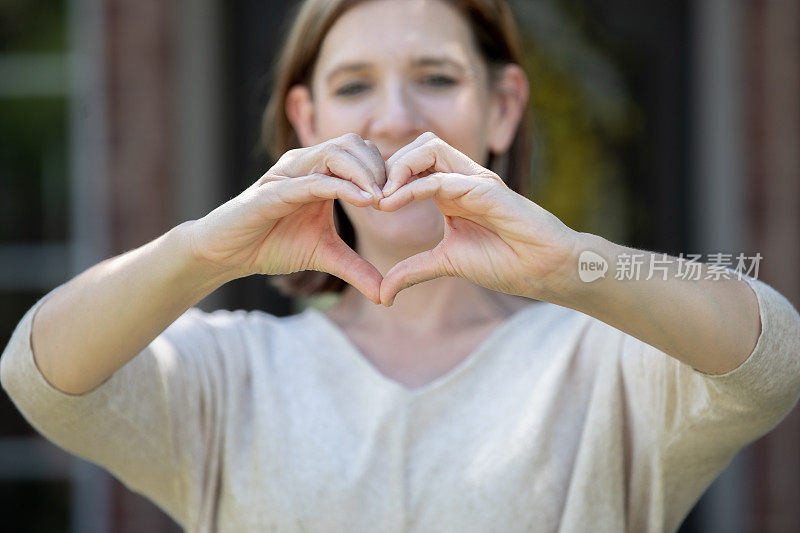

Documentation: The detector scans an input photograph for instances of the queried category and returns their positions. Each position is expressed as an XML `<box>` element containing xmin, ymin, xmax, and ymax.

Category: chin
<box><xmin>360</xmin><ymin>200</ymin><xmax>445</xmax><ymax>249</ymax></box>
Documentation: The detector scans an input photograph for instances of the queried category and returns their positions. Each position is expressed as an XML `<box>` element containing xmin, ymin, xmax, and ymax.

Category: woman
<box><xmin>2</xmin><ymin>0</ymin><xmax>799</xmax><ymax>531</ymax></box>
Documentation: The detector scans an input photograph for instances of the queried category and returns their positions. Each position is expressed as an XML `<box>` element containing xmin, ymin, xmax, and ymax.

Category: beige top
<box><xmin>2</xmin><ymin>273</ymin><xmax>800</xmax><ymax>532</ymax></box>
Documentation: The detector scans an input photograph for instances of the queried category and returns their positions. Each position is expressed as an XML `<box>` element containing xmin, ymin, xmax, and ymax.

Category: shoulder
<box><xmin>513</xmin><ymin>300</ymin><xmax>595</xmax><ymax>342</ymax></box>
<box><xmin>496</xmin><ymin>301</ymin><xmax>598</xmax><ymax>372</ymax></box>
<box><xmin>148</xmin><ymin>307</ymin><xmax>320</xmax><ymax>397</ymax></box>
<box><xmin>161</xmin><ymin>306</ymin><xmax>315</xmax><ymax>347</ymax></box>
<box><xmin>511</xmin><ymin>301</ymin><xmax>662</xmax><ymax>381</ymax></box>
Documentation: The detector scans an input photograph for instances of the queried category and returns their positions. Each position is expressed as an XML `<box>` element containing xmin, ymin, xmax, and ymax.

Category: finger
<box><xmin>383</xmin><ymin>133</ymin><xmax>480</xmax><ymax>196</ymax></box>
<box><xmin>331</xmin><ymin>133</ymin><xmax>385</xmax><ymax>200</ymax></box>
<box><xmin>383</xmin><ymin>131</ymin><xmax>438</xmax><ymax>196</ymax></box>
<box><xmin>379</xmin><ymin>246</ymin><xmax>451</xmax><ymax>306</ymax></box>
<box><xmin>377</xmin><ymin>172</ymin><xmax>479</xmax><ymax>212</ymax></box>
<box><xmin>304</xmin><ymin>142</ymin><xmax>382</xmax><ymax>200</ymax></box>
<box><xmin>262</xmin><ymin>173</ymin><xmax>375</xmax><ymax>216</ymax></box>
<box><xmin>326</xmin><ymin>146</ymin><xmax>385</xmax><ymax>200</ymax></box>
<box><xmin>316</xmin><ymin>236</ymin><xmax>383</xmax><ymax>305</ymax></box>
<box><xmin>358</xmin><ymin>139</ymin><xmax>388</xmax><ymax>194</ymax></box>
<box><xmin>384</xmin><ymin>131</ymin><xmax>436</xmax><ymax>170</ymax></box>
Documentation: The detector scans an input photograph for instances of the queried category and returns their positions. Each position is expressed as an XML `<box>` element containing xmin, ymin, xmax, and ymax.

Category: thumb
<box><xmin>315</xmin><ymin>236</ymin><xmax>383</xmax><ymax>305</ymax></box>
<box><xmin>380</xmin><ymin>247</ymin><xmax>451</xmax><ymax>306</ymax></box>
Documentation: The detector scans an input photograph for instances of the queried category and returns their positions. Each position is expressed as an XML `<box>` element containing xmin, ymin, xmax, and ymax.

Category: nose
<box><xmin>370</xmin><ymin>76</ymin><xmax>424</xmax><ymax>143</ymax></box>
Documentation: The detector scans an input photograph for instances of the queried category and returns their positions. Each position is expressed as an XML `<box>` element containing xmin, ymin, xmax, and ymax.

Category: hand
<box><xmin>377</xmin><ymin>132</ymin><xmax>580</xmax><ymax>306</ymax></box>
<box><xmin>187</xmin><ymin>133</ymin><xmax>387</xmax><ymax>304</ymax></box>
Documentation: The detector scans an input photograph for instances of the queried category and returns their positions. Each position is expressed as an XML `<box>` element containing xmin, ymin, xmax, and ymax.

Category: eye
<box><xmin>419</xmin><ymin>74</ymin><xmax>457</xmax><ymax>88</ymax></box>
<box><xmin>334</xmin><ymin>81</ymin><xmax>370</xmax><ymax>97</ymax></box>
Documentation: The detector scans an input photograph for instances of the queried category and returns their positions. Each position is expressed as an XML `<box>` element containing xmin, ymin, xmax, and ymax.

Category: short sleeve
<box><xmin>0</xmin><ymin>286</ymin><xmax>233</xmax><ymax>528</ymax></box>
<box><xmin>617</xmin><ymin>273</ymin><xmax>800</xmax><ymax>530</ymax></box>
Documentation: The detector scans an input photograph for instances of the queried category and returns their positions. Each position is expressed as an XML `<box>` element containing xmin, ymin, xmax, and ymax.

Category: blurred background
<box><xmin>1</xmin><ymin>0</ymin><xmax>798</xmax><ymax>531</ymax></box>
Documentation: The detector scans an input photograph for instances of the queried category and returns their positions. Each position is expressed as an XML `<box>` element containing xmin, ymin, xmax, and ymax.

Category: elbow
<box><xmin>1</xmin><ymin>328</ymin><xmax>98</xmax><ymax>401</ymax></box>
<box><xmin>30</xmin><ymin>349</ymin><xmax>94</xmax><ymax>396</ymax></box>
<box><xmin>701</xmin><ymin>277</ymin><xmax>800</xmax><ymax>419</ymax></box>
<box><xmin>0</xmin><ymin>346</ymin><xmax>22</xmax><ymax>399</ymax></box>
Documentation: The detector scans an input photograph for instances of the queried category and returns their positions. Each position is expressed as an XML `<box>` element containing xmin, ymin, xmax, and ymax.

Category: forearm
<box><xmin>548</xmin><ymin>232</ymin><xmax>762</xmax><ymax>375</ymax></box>
<box><xmin>30</xmin><ymin>220</ymin><xmax>239</xmax><ymax>395</ymax></box>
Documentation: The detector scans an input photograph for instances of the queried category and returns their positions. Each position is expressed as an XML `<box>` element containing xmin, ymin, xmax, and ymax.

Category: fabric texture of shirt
<box><xmin>2</xmin><ymin>273</ymin><xmax>800</xmax><ymax>532</ymax></box>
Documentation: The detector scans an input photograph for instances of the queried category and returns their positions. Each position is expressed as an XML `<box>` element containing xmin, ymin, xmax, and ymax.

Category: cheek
<box><xmin>314</xmin><ymin>99</ymin><xmax>371</xmax><ymax>138</ymax></box>
<box><xmin>417</xmin><ymin>91</ymin><xmax>488</xmax><ymax>159</ymax></box>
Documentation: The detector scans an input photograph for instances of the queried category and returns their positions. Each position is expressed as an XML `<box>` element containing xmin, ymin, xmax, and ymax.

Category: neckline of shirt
<box><xmin>300</xmin><ymin>300</ymin><xmax>548</xmax><ymax>398</ymax></box>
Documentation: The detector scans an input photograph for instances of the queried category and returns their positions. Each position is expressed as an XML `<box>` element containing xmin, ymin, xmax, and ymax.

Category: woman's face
<box><xmin>287</xmin><ymin>0</ymin><xmax>519</xmax><ymax>256</ymax></box>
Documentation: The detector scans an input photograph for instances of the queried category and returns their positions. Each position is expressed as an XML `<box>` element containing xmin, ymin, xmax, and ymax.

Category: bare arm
<box><xmin>552</xmin><ymin>232</ymin><xmax>763</xmax><ymax>376</ymax></box>
<box><xmin>26</xmin><ymin>134</ymin><xmax>390</xmax><ymax>396</ymax></box>
<box><xmin>30</xmin><ymin>221</ymin><xmax>238</xmax><ymax>395</ymax></box>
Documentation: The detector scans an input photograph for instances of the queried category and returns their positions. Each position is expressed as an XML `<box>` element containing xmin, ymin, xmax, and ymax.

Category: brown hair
<box><xmin>260</xmin><ymin>0</ymin><xmax>531</xmax><ymax>297</ymax></box>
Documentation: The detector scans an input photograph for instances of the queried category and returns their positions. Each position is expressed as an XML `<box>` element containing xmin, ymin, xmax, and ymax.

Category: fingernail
<box><xmin>372</xmin><ymin>184</ymin><xmax>383</xmax><ymax>198</ymax></box>
<box><xmin>360</xmin><ymin>190</ymin><xmax>372</xmax><ymax>199</ymax></box>
<box><xmin>382</xmin><ymin>182</ymin><xmax>394</xmax><ymax>196</ymax></box>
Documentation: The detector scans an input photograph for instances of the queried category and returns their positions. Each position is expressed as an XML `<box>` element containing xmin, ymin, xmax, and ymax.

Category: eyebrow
<box><xmin>323</xmin><ymin>55</ymin><xmax>468</xmax><ymax>83</ymax></box>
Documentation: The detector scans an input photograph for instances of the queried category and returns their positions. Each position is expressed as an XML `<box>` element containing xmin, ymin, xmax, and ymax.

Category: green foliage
<box><xmin>0</xmin><ymin>0</ymin><xmax>67</xmax><ymax>53</ymax></box>
<box><xmin>0</xmin><ymin>97</ymin><xmax>69</xmax><ymax>242</ymax></box>
<box><xmin>515</xmin><ymin>1</ymin><xmax>641</xmax><ymax>243</ymax></box>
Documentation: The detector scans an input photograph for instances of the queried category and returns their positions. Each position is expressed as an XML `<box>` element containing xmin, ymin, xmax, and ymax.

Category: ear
<box><xmin>285</xmin><ymin>84</ymin><xmax>317</xmax><ymax>146</ymax></box>
<box><xmin>486</xmin><ymin>64</ymin><xmax>529</xmax><ymax>155</ymax></box>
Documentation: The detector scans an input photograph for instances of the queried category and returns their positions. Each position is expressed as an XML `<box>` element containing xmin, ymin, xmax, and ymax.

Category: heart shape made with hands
<box><xmin>328</xmin><ymin>133</ymin><xmax>486</xmax><ymax>308</ymax></box>
<box><xmin>322</xmin><ymin>132</ymin><xmax>572</xmax><ymax>308</ymax></box>
<box><xmin>371</xmin><ymin>181</ymin><xmax>481</xmax><ymax>307</ymax></box>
